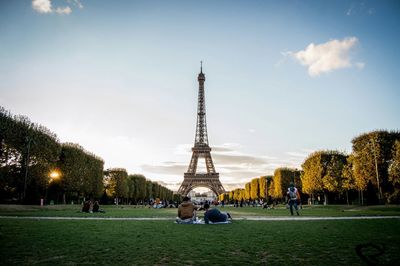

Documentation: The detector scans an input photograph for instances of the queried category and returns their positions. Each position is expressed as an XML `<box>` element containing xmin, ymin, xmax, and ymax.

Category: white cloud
<box><xmin>32</xmin><ymin>0</ymin><xmax>77</xmax><ymax>15</ymax></box>
<box><xmin>289</xmin><ymin>37</ymin><xmax>360</xmax><ymax>77</ymax></box>
<box><xmin>55</xmin><ymin>6</ymin><xmax>72</xmax><ymax>15</ymax></box>
<box><xmin>32</xmin><ymin>0</ymin><xmax>52</xmax><ymax>13</ymax></box>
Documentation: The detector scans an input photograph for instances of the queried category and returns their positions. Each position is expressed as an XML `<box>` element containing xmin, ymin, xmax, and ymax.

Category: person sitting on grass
<box><xmin>82</xmin><ymin>200</ymin><xmax>91</xmax><ymax>213</ymax></box>
<box><xmin>203</xmin><ymin>203</ymin><xmax>232</xmax><ymax>224</ymax></box>
<box><xmin>177</xmin><ymin>196</ymin><xmax>197</xmax><ymax>222</ymax></box>
<box><xmin>92</xmin><ymin>201</ymin><xmax>105</xmax><ymax>213</ymax></box>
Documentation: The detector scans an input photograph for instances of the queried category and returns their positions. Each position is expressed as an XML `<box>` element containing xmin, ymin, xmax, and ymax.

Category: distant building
<box><xmin>188</xmin><ymin>190</ymin><xmax>216</xmax><ymax>203</ymax></box>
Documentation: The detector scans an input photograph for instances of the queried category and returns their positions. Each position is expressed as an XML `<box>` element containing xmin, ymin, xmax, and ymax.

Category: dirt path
<box><xmin>1</xmin><ymin>215</ymin><xmax>399</xmax><ymax>221</ymax></box>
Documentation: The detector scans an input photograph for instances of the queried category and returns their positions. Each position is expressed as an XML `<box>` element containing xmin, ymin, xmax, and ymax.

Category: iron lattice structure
<box><xmin>177</xmin><ymin>64</ymin><xmax>225</xmax><ymax>196</ymax></box>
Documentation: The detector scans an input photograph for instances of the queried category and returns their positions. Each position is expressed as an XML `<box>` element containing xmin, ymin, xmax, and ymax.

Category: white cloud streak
<box><xmin>288</xmin><ymin>37</ymin><xmax>360</xmax><ymax>77</ymax></box>
<box><xmin>55</xmin><ymin>6</ymin><xmax>72</xmax><ymax>15</ymax></box>
<box><xmin>32</xmin><ymin>0</ymin><xmax>79</xmax><ymax>15</ymax></box>
<box><xmin>141</xmin><ymin>144</ymin><xmax>313</xmax><ymax>191</ymax></box>
<box><xmin>346</xmin><ymin>3</ymin><xmax>375</xmax><ymax>16</ymax></box>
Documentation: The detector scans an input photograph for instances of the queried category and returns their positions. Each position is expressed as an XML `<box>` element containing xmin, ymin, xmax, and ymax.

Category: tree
<box><xmin>229</xmin><ymin>190</ymin><xmax>234</xmax><ymax>202</ymax></box>
<box><xmin>59</xmin><ymin>143</ymin><xmax>104</xmax><ymax>203</ymax></box>
<box><xmin>322</xmin><ymin>153</ymin><xmax>347</xmax><ymax>204</ymax></box>
<box><xmin>250</xmin><ymin>178</ymin><xmax>259</xmax><ymax>200</ymax></box>
<box><xmin>152</xmin><ymin>181</ymin><xmax>160</xmax><ymax>199</ymax></box>
<box><xmin>244</xmin><ymin>182</ymin><xmax>251</xmax><ymax>201</ymax></box>
<box><xmin>127</xmin><ymin>175</ymin><xmax>136</xmax><ymax>201</ymax></box>
<box><xmin>258</xmin><ymin>176</ymin><xmax>267</xmax><ymax>199</ymax></box>
<box><xmin>130</xmin><ymin>174</ymin><xmax>146</xmax><ymax>203</ymax></box>
<box><xmin>104</xmin><ymin>168</ymin><xmax>128</xmax><ymax>204</ymax></box>
<box><xmin>302</xmin><ymin>152</ymin><xmax>325</xmax><ymax>203</ymax></box>
<box><xmin>352</xmin><ymin>130</ymin><xmax>400</xmax><ymax>203</ymax></box>
<box><xmin>388</xmin><ymin>140</ymin><xmax>400</xmax><ymax>203</ymax></box>
<box><xmin>271</xmin><ymin>168</ymin><xmax>299</xmax><ymax>201</ymax></box>
<box><xmin>145</xmin><ymin>180</ymin><xmax>153</xmax><ymax>200</ymax></box>
<box><xmin>0</xmin><ymin>107</ymin><xmax>61</xmax><ymax>203</ymax></box>
<box><xmin>342</xmin><ymin>155</ymin><xmax>356</xmax><ymax>205</ymax></box>
<box><xmin>302</xmin><ymin>151</ymin><xmax>346</xmax><ymax>205</ymax></box>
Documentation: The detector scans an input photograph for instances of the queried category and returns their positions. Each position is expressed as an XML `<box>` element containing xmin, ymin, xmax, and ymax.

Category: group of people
<box><xmin>81</xmin><ymin>200</ymin><xmax>105</xmax><ymax>213</ymax></box>
<box><xmin>79</xmin><ymin>183</ymin><xmax>300</xmax><ymax>219</ymax></box>
<box><xmin>176</xmin><ymin>182</ymin><xmax>301</xmax><ymax>223</ymax></box>
<box><xmin>177</xmin><ymin>196</ymin><xmax>232</xmax><ymax>224</ymax></box>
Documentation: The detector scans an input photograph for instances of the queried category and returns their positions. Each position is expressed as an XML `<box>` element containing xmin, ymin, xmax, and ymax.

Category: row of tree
<box><xmin>104</xmin><ymin>169</ymin><xmax>174</xmax><ymax>204</ymax></box>
<box><xmin>220</xmin><ymin>130</ymin><xmax>400</xmax><ymax>205</ymax></box>
<box><xmin>219</xmin><ymin>168</ymin><xmax>301</xmax><ymax>204</ymax></box>
<box><xmin>0</xmin><ymin>106</ymin><xmax>174</xmax><ymax>204</ymax></box>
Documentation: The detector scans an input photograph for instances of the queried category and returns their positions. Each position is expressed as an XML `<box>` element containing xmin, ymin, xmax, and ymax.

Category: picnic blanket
<box><xmin>175</xmin><ymin>217</ymin><xmax>231</xmax><ymax>224</ymax></box>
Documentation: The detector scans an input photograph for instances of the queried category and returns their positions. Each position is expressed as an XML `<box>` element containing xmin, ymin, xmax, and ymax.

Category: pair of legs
<box><xmin>221</xmin><ymin>212</ymin><xmax>232</xmax><ymax>221</ymax></box>
<box><xmin>289</xmin><ymin>199</ymin><xmax>299</xmax><ymax>215</ymax></box>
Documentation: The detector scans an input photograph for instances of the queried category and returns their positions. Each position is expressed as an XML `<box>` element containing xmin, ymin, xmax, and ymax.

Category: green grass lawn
<box><xmin>1</xmin><ymin>204</ymin><xmax>399</xmax><ymax>265</ymax></box>
<box><xmin>1</xmin><ymin>218</ymin><xmax>399</xmax><ymax>265</ymax></box>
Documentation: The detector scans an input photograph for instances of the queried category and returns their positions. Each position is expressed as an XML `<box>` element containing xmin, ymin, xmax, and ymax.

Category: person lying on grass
<box><xmin>203</xmin><ymin>203</ymin><xmax>232</xmax><ymax>224</ymax></box>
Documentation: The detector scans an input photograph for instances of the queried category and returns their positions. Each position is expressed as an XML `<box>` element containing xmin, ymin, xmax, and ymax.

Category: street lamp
<box><xmin>49</xmin><ymin>171</ymin><xmax>60</xmax><ymax>181</ymax></box>
<box><xmin>44</xmin><ymin>170</ymin><xmax>61</xmax><ymax>205</ymax></box>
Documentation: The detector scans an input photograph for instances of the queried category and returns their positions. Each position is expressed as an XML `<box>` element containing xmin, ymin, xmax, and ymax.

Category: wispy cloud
<box><xmin>67</xmin><ymin>0</ymin><xmax>83</xmax><ymax>9</ymax></box>
<box><xmin>287</xmin><ymin>37</ymin><xmax>361</xmax><ymax>77</ymax></box>
<box><xmin>142</xmin><ymin>162</ymin><xmax>188</xmax><ymax>176</ymax></box>
<box><xmin>32</xmin><ymin>0</ymin><xmax>82</xmax><ymax>15</ymax></box>
<box><xmin>55</xmin><ymin>6</ymin><xmax>72</xmax><ymax>15</ymax></box>
<box><xmin>141</xmin><ymin>144</ymin><xmax>313</xmax><ymax>191</ymax></box>
<box><xmin>346</xmin><ymin>3</ymin><xmax>375</xmax><ymax>16</ymax></box>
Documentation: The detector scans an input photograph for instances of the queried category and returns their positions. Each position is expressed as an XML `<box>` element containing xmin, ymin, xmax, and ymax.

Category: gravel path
<box><xmin>1</xmin><ymin>215</ymin><xmax>399</xmax><ymax>221</ymax></box>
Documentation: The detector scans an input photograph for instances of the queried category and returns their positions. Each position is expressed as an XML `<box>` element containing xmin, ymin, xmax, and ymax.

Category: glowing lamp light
<box><xmin>49</xmin><ymin>171</ymin><xmax>60</xmax><ymax>181</ymax></box>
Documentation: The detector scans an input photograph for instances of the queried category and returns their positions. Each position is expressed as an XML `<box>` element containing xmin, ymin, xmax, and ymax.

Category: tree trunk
<box><xmin>324</xmin><ymin>192</ymin><xmax>328</xmax><ymax>205</ymax></box>
<box><xmin>63</xmin><ymin>192</ymin><xmax>66</xmax><ymax>205</ymax></box>
<box><xmin>346</xmin><ymin>190</ymin><xmax>349</xmax><ymax>205</ymax></box>
<box><xmin>361</xmin><ymin>190</ymin><xmax>364</xmax><ymax>206</ymax></box>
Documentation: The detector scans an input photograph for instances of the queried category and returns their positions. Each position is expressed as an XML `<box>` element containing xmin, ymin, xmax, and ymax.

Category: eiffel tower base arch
<box><xmin>177</xmin><ymin>173</ymin><xmax>225</xmax><ymax>196</ymax></box>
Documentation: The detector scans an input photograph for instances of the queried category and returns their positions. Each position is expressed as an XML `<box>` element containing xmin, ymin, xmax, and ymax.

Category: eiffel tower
<box><xmin>177</xmin><ymin>62</ymin><xmax>225</xmax><ymax>196</ymax></box>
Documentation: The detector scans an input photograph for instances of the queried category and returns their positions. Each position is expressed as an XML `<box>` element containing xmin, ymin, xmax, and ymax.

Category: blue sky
<box><xmin>0</xmin><ymin>0</ymin><xmax>399</xmax><ymax>191</ymax></box>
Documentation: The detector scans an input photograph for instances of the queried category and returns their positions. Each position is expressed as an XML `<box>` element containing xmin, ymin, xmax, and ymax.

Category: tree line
<box><xmin>220</xmin><ymin>130</ymin><xmax>400</xmax><ymax>205</ymax></box>
<box><xmin>2</xmin><ymin>106</ymin><xmax>399</xmax><ymax>205</ymax></box>
<box><xmin>0</xmin><ymin>106</ymin><xmax>174</xmax><ymax>204</ymax></box>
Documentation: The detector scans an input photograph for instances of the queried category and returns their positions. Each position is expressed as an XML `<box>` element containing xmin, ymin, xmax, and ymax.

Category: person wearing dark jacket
<box><xmin>203</xmin><ymin>203</ymin><xmax>232</xmax><ymax>224</ymax></box>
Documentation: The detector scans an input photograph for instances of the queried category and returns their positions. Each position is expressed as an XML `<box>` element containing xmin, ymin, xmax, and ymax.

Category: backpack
<box><xmin>289</xmin><ymin>187</ymin><xmax>297</xmax><ymax>200</ymax></box>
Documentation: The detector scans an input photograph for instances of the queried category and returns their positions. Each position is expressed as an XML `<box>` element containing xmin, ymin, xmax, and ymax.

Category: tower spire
<box><xmin>200</xmin><ymin>61</ymin><xmax>203</xmax><ymax>73</ymax></box>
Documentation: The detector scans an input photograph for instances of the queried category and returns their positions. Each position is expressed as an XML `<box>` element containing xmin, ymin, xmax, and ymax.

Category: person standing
<box><xmin>287</xmin><ymin>183</ymin><xmax>300</xmax><ymax>216</ymax></box>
